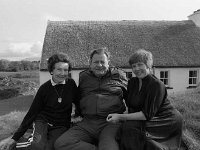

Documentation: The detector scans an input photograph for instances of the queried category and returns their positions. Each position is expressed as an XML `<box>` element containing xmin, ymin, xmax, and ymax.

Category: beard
<box><xmin>92</xmin><ymin>68</ymin><xmax>108</xmax><ymax>77</ymax></box>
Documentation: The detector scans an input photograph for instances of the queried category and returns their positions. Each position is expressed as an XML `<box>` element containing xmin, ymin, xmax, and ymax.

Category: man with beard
<box><xmin>55</xmin><ymin>47</ymin><xmax>127</xmax><ymax>150</ymax></box>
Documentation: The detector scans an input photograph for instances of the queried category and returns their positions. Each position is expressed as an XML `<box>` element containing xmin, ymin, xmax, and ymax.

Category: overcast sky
<box><xmin>0</xmin><ymin>0</ymin><xmax>199</xmax><ymax>60</ymax></box>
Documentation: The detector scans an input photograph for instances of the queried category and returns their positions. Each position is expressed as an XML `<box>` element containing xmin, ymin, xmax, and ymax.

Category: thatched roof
<box><xmin>40</xmin><ymin>20</ymin><xmax>200</xmax><ymax>70</ymax></box>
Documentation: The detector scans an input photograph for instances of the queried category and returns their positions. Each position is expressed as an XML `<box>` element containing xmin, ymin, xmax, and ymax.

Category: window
<box><xmin>189</xmin><ymin>70</ymin><xmax>198</xmax><ymax>86</ymax></box>
<box><xmin>126</xmin><ymin>72</ymin><xmax>132</xmax><ymax>79</ymax></box>
<box><xmin>160</xmin><ymin>71</ymin><xmax>169</xmax><ymax>86</ymax></box>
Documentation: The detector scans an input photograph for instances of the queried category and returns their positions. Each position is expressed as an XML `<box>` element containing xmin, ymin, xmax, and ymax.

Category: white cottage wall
<box><xmin>154</xmin><ymin>68</ymin><xmax>200</xmax><ymax>93</ymax></box>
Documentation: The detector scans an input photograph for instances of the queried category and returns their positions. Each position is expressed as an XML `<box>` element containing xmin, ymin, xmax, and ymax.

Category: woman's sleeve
<box><xmin>142</xmin><ymin>81</ymin><xmax>166</xmax><ymax>121</ymax></box>
<box><xmin>12</xmin><ymin>85</ymin><xmax>45</xmax><ymax>141</ymax></box>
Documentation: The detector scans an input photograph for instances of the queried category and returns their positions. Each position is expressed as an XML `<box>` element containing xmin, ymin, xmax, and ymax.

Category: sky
<box><xmin>0</xmin><ymin>0</ymin><xmax>199</xmax><ymax>61</ymax></box>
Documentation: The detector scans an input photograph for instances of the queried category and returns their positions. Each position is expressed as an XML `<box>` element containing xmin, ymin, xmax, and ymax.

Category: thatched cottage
<box><xmin>40</xmin><ymin>10</ymin><xmax>200</xmax><ymax>93</ymax></box>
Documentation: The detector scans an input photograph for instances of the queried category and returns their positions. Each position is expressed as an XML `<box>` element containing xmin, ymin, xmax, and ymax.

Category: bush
<box><xmin>13</xmin><ymin>73</ymin><xmax>23</xmax><ymax>78</ymax></box>
<box><xmin>0</xmin><ymin>74</ymin><xmax>39</xmax><ymax>100</ymax></box>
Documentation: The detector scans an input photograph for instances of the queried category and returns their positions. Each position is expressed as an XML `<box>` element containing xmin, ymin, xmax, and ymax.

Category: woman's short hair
<box><xmin>47</xmin><ymin>52</ymin><xmax>72</xmax><ymax>73</ymax></box>
<box><xmin>128</xmin><ymin>49</ymin><xmax>153</xmax><ymax>68</ymax></box>
<box><xmin>89</xmin><ymin>47</ymin><xmax>110</xmax><ymax>61</ymax></box>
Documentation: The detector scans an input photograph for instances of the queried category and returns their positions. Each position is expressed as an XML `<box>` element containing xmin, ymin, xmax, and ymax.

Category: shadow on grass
<box><xmin>0</xmin><ymin>95</ymin><xmax>33</xmax><ymax>116</ymax></box>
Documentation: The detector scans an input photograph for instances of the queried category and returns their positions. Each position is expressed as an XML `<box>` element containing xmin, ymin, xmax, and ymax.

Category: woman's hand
<box><xmin>107</xmin><ymin>111</ymin><xmax>146</xmax><ymax>123</ymax></box>
<box><xmin>0</xmin><ymin>138</ymin><xmax>16</xmax><ymax>150</ymax></box>
<box><xmin>106</xmin><ymin>114</ymin><xmax>121</xmax><ymax>123</ymax></box>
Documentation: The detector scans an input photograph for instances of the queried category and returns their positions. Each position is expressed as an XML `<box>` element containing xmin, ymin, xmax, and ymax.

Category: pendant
<box><xmin>58</xmin><ymin>97</ymin><xmax>62</xmax><ymax>103</ymax></box>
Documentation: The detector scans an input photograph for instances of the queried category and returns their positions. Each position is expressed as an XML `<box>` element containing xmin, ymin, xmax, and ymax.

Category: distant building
<box><xmin>40</xmin><ymin>10</ymin><xmax>200</xmax><ymax>92</ymax></box>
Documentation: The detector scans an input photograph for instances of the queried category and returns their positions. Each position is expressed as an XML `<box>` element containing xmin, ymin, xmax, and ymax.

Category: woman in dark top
<box><xmin>107</xmin><ymin>49</ymin><xmax>183</xmax><ymax>150</ymax></box>
<box><xmin>0</xmin><ymin>53</ymin><xmax>79</xmax><ymax>150</ymax></box>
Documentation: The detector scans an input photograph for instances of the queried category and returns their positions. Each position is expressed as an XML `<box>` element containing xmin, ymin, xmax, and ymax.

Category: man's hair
<box><xmin>128</xmin><ymin>49</ymin><xmax>153</xmax><ymax>68</ymax></box>
<box><xmin>47</xmin><ymin>52</ymin><xmax>72</xmax><ymax>73</ymax></box>
<box><xmin>89</xmin><ymin>47</ymin><xmax>110</xmax><ymax>61</ymax></box>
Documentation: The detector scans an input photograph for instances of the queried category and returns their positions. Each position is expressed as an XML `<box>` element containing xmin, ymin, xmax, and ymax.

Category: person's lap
<box><xmin>98</xmin><ymin>122</ymin><xmax>120</xmax><ymax>150</ymax></box>
<box><xmin>118</xmin><ymin>121</ymin><xmax>146</xmax><ymax>150</ymax></box>
<box><xmin>54</xmin><ymin>117</ymin><xmax>120</xmax><ymax>150</ymax></box>
<box><xmin>118</xmin><ymin>117</ymin><xmax>182</xmax><ymax>150</ymax></box>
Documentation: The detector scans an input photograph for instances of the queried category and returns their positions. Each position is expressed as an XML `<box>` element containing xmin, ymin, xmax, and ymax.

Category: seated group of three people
<box><xmin>0</xmin><ymin>47</ymin><xmax>183</xmax><ymax>150</ymax></box>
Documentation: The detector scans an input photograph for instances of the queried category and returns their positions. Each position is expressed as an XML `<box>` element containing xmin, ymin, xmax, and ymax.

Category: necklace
<box><xmin>138</xmin><ymin>78</ymin><xmax>142</xmax><ymax>92</ymax></box>
<box><xmin>53</xmin><ymin>85</ymin><xmax>64</xmax><ymax>103</ymax></box>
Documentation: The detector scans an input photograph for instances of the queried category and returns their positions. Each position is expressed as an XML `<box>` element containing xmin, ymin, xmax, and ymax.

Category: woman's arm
<box><xmin>107</xmin><ymin>111</ymin><xmax>146</xmax><ymax>123</ymax></box>
<box><xmin>11</xmin><ymin>84</ymin><xmax>46</xmax><ymax>141</ymax></box>
<box><xmin>142</xmin><ymin>81</ymin><xmax>166</xmax><ymax>120</ymax></box>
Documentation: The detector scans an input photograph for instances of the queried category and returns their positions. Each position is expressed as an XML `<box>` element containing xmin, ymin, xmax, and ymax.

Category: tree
<box><xmin>0</xmin><ymin>59</ymin><xmax>39</xmax><ymax>72</ymax></box>
<box><xmin>21</xmin><ymin>61</ymin><xmax>31</xmax><ymax>70</ymax></box>
<box><xmin>8</xmin><ymin>61</ymin><xmax>21</xmax><ymax>72</ymax></box>
<box><xmin>0</xmin><ymin>59</ymin><xmax>10</xmax><ymax>71</ymax></box>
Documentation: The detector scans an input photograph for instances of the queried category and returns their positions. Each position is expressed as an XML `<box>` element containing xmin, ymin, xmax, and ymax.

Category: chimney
<box><xmin>188</xmin><ymin>9</ymin><xmax>200</xmax><ymax>27</ymax></box>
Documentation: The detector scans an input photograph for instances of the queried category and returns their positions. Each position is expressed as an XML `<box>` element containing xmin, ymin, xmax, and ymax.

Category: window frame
<box><xmin>189</xmin><ymin>70</ymin><xmax>198</xmax><ymax>86</ymax></box>
<box><xmin>160</xmin><ymin>70</ymin><xmax>170</xmax><ymax>87</ymax></box>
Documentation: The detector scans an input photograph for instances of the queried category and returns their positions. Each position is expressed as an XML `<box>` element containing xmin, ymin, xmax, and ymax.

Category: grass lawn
<box><xmin>0</xmin><ymin>111</ymin><xmax>26</xmax><ymax>141</ymax></box>
<box><xmin>169</xmin><ymin>89</ymin><xmax>200</xmax><ymax>150</ymax></box>
<box><xmin>0</xmin><ymin>95</ymin><xmax>33</xmax><ymax>141</ymax></box>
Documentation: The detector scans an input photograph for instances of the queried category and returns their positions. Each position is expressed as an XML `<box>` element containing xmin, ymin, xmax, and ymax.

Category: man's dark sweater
<box><xmin>12</xmin><ymin>78</ymin><xmax>79</xmax><ymax>141</ymax></box>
